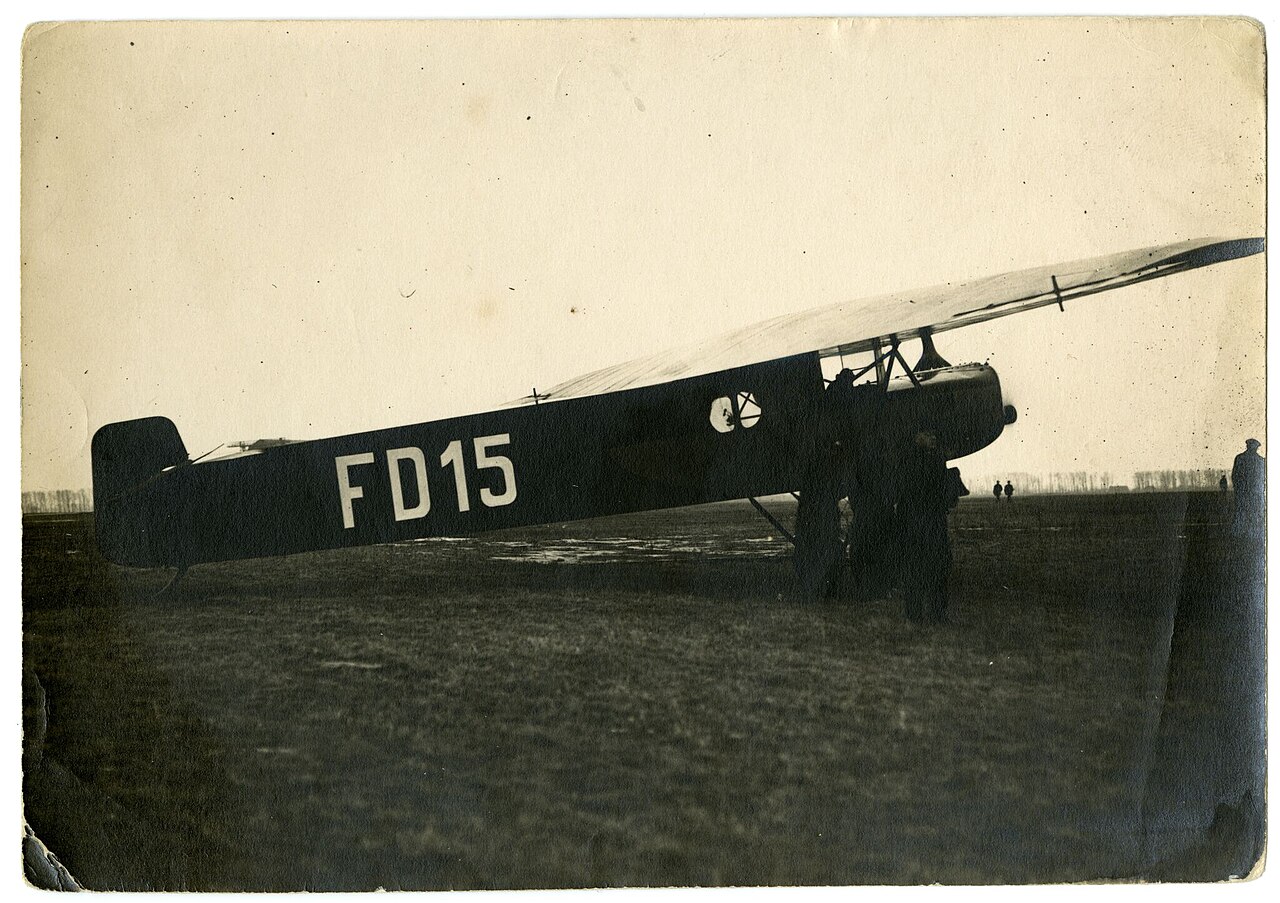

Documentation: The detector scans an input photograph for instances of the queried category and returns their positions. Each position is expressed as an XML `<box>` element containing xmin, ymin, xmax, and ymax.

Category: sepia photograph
<box><xmin>19</xmin><ymin>15</ymin><xmax>1266</xmax><ymax>890</ymax></box>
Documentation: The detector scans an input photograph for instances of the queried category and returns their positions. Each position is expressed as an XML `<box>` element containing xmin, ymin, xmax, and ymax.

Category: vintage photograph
<box><xmin>20</xmin><ymin>17</ymin><xmax>1265</xmax><ymax>889</ymax></box>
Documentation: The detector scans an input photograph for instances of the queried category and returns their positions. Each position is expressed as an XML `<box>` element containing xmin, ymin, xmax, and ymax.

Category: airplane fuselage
<box><xmin>93</xmin><ymin>353</ymin><xmax>1009</xmax><ymax>568</ymax></box>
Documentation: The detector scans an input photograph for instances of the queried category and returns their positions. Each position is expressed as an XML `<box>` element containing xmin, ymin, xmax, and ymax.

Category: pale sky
<box><xmin>20</xmin><ymin>18</ymin><xmax>1266</xmax><ymax>492</ymax></box>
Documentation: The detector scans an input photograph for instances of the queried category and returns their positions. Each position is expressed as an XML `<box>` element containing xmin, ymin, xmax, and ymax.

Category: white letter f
<box><xmin>336</xmin><ymin>453</ymin><xmax>376</xmax><ymax>529</ymax></box>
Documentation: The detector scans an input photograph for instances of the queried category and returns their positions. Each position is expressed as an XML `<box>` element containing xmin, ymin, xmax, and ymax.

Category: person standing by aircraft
<box><xmin>1231</xmin><ymin>439</ymin><xmax>1265</xmax><ymax>537</ymax></box>
<box><xmin>898</xmin><ymin>430</ymin><xmax>952</xmax><ymax>624</ymax></box>
<box><xmin>844</xmin><ymin>384</ymin><xmax>906</xmax><ymax>602</ymax></box>
<box><xmin>794</xmin><ymin>477</ymin><xmax>842</xmax><ymax>604</ymax></box>
<box><xmin>948</xmin><ymin>468</ymin><xmax>970</xmax><ymax>509</ymax></box>
<box><xmin>845</xmin><ymin>474</ymin><xmax>896</xmax><ymax>603</ymax></box>
<box><xmin>794</xmin><ymin>369</ymin><xmax>860</xmax><ymax>604</ymax></box>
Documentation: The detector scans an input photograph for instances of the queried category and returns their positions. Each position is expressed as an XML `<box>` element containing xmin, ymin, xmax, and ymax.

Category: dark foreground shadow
<box><xmin>1137</xmin><ymin>521</ymin><xmax>1266</xmax><ymax>880</ymax></box>
<box><xmin>23</xmin><ymin>515</ymin><xmax>250</xmax><ymax>890</ymax></box>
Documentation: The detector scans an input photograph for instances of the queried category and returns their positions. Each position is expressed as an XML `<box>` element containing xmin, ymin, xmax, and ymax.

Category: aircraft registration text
<box><xmin>336</xmin><ymin>433</ymin><xmax>517</xmax><ymax>529</ymax></box>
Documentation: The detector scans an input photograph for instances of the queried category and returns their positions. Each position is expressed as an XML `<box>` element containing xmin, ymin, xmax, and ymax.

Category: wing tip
<box><xmin>1196</xmin><ymin>236</ymin><xmax>1265</xmax><ymax>264</ymax></box>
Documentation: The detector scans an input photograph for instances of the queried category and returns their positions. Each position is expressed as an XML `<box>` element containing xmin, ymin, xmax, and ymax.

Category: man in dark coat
<box><xmin>1231</xmin><ymin>439</ymin><xmax>1265</xmax><ymax>537</ymax></box>
<box><xmin>899</xmin><ymin>430</ymin><xmax>952</xmax><ymax>624</ymax></box>
<box><xmin>1003</xmin><ymin>480</ymin><xmax>1015</xmax><ymax>501</ymax></box>
<box><xmin>794</xmin><ymin>369</ymin><xmax>860</xmax><ymax>604</ymax></box>
<box><xmin>948</xmin><ymin>468</ymin><xmax>970</xmax><ymax>509</ymax></box>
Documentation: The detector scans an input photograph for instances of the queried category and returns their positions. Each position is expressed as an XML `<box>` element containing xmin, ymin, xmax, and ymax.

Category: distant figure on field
<box><xmin>1231</xmin><ymin>439</ymin><xmax>1265</xmax><ymax>537</ymax></box>
<box><xmin>1003</xmin><ymin>480</ymin><xmax>1015</xmax><ymax>501</ymax></box>
<box><xmin>993</xmin><ymin>481</ymin><xmax>1003</xmax><ymax>502</ymax></box>
<box><xmin>1220</xmin><ymin>475</ymin><xmax>1229</xmax><ymax>493</ymax></box>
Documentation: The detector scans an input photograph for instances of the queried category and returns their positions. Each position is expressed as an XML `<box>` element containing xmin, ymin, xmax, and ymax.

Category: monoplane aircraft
<box><xmin>92</xmin><ymin>236</ymin><xmax>1264</xmax><ymax>598</ymax></box>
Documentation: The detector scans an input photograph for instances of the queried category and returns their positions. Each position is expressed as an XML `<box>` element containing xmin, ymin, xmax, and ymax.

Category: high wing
<box><xmin>509</xmin><ymin>236</ymin><xmax>1263</xmax><ymax>405</ymax></box>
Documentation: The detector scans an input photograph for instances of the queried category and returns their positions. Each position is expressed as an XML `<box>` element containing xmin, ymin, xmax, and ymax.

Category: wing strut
<box><xmin>873</xmin><ymin>339</ymin><xmax>888</xmax><ymax>384</ymax></box>
<box><xmin>833</xmin><ymin>335</ymin><xmax>925</xmax><ymax>389</ymax></box>
<box><xmin>881</xmin><ymin>342</ymin><xmax>898</xmax><ymax>385</ymax></box>
<box><xmin>1051</xmin><ymin>274</ymin><xmax>1066</xmax><ymax>312</ymax></box>
<box><xmin>914</xmin><ymin>328</ymin><xmax>952</xmax><ymax>372</ymax></box>
<box><xmin>747</xmin><ymin>497</ymin><xmax>796</xmax><ymax>546</ymax></box>
<box><xmin>156</xmin><ymin>565</ymin><xmax>190</xmax><ymax>598</ymax></box>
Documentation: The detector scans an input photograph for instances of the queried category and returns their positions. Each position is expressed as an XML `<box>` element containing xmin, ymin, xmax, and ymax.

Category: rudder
<box><xmin>91</xmin><ymin>417</ymin><xmax>189</xmax><ymax>566</ymax></box>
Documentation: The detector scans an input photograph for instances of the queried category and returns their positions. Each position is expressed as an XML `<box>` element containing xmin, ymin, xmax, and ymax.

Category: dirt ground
<box><xmin>21</xmin><ymin>491</ymin><xmax>1265</xmax><ymax>889</ymax></box>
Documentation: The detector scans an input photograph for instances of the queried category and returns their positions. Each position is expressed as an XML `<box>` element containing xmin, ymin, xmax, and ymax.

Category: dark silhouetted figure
<box><xmin>948</xmin><ymin>468</ymin><xmax>970</xmax><ymax>507</ymax></box>
<box><xmin>1231</xmin><ymin>439</ymin><xmax>1265</xmax><ymax>538</ymax></box>
<box><xmin>794</xmin><ymin>370</ymin><xmax>859</xmax><ymax>603</ymax></box>
<box><xmin>846</xmin><ymin>465</ymin><xmax>896</xmax><ymax>603</ymax></box>
<box><xmin>992</xmin><ymin>481</ymin><xmax>1002</xmax><ymax>501</ymax></box>
<box><xmin>1003</xmin><ymin>480</ymin><xmax>1014</xmax><ymax>501</ymax></box>
<box><xmin>1220</xmin><ymin>475</ymin><xmax>1229</xmax><ymax>493</ymax></box>
<box><xmin>794</xmin><ymin>479</ymin><xmax>842</xmax><ymax>603</ymax></box>
<box><xmin>836</xmin><ymin>379</ymin><xmax>900</xmax><ymax>604</ymax></box>
<box><xmin>899</xmin><ymin>430</ymin><xmax>952</xmax><ymax>624</ymax></box>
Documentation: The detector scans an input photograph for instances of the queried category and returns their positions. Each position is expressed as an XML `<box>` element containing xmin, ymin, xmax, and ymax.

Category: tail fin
<box><xmin>91</xmin><ymin>417</ymin><xmax>188</xmax><ymax>503</ymax></box>
<box><xmin>91</xmin><ymin>417</ymin><xmax>189</xmax><ymax>565</ymax></box>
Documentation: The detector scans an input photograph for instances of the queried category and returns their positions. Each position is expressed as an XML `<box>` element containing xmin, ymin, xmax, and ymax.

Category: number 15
<box><xmin>439</xmin><ymin>434</ymin><xmax>517</xmax><ymax>512</ymax></box>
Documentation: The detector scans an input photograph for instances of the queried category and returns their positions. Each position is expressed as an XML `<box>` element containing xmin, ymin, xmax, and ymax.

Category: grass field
<box><xmin>21</xmin><ymin>492</ymin><xmax>1265</xmax><ymax>889</ymax></box>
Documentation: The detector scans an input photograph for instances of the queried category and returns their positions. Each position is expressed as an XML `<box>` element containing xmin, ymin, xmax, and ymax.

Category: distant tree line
<box><xmin>1131</xmin><ymin>469</ymin><xmax>1230</xmax><ymax>492</ymax></box>
<box><xmin>973</xmin><ymin>469</ymin><xmax>1230</xmax><ymax>496</ymax></box>
<box><xmin>18</xmin><ymin>468</ymin><xmax>1238</xmax><ymax>514</ymax></box>
<box><xmin>21</xmin><ymin>489</ymin><xmax>92</xmax><ymax>514</ymax></box>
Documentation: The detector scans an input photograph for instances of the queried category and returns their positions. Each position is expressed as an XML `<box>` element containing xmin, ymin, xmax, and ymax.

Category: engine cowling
<box><xmin>881</xmin><ymin>363</ymin><xmax>1010</xmax><ymax>460</ymax></box>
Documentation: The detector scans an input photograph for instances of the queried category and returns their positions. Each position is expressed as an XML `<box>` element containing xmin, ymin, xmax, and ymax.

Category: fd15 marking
<box><xmin>335</xmin><ymin>433</ymin><xmax>517</xmax><ymax>529</ymax></box>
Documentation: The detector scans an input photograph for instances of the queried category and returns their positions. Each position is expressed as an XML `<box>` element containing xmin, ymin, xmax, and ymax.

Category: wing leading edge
<box><xmin>510</xmin><ymin>236</ymin><xmax>1263</xmax><ymax>405</ymax></box>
